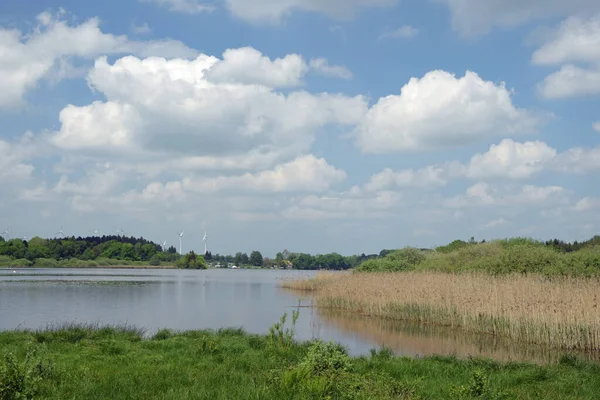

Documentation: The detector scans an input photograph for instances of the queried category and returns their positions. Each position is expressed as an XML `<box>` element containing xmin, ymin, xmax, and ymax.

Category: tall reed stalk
<box><xmin>283</xmin><ymin>272</ymin><xmax>600</xmax><ymax>351</ymax></box>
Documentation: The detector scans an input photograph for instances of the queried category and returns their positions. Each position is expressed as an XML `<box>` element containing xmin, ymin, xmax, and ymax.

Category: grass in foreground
<box><xmin>283</xmin><ymin>272</ymin><xmax>600</xmax><ymax>352</ymax></box>
<box><xmin>1</xmin><ymin>323</ymin><xmax>600</xmax><ymax>399</ymax></box>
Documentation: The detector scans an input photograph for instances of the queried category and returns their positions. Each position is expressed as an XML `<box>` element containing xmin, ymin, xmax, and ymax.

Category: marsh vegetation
<box><xmin>2</xmin><ymin>322</ymin><xmax>600</xmax><ymax>399</ymax></box>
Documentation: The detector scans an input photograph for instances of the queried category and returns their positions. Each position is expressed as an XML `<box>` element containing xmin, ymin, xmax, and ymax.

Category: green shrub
<box><xmin>356</xmin><ymin>247</ymin><xmax>425</xmax><ymax>272</ymax></box>
<box><xmin>0</xmin><ymin>256</ymin><xmax>14</xmax><ymax>267</ymax></box>
<box><xmin>9</xmin><ymin>259</ymin><xmax>33</xmax><ymax>268</ymax></box>
<box><xmin>33</xmin><ymin>258</ymin><xmax>59</xmax><ymax>268</ymax></box>
<box><xmin>148</xmin><ymin>256</ymin><xmax>161</xmax><ymax>266</ymax></box>
<box><xmin>299</xmin><ymin>340</ymin><xmax>353</xmax><ymax>376</ymax></box>
<box><xmin>0</xmin><ymin>346</ymin><xmax>53</xmax><ymax>400</ymax></box>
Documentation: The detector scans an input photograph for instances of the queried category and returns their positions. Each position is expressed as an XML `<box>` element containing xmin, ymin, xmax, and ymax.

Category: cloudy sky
<box><xmin>0</xmin><ymin>0</ymin><xmax>599</xmax><ymax>256</ymax></box>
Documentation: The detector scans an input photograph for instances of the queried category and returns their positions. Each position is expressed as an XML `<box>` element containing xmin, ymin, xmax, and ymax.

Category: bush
<box><xmin>299</xmin><ymin>340</ymin><xmax>353</xmax><ymax>376</ymax></box>
<box><xmin>9</xmin><ymin>259</ymin><xmax>33</xmax><ymax>268</ymax></box>
<box><xmin>0</xmin><ymin>256</ymin><xmax>13</xmax><ymax>267</ymax></box>
<box><xmin>148</xmin><ymin>256</ymin><xmax>161</xmax><ymax>266</ymax></box>
<box><xmin>0</xmin><ymin>346</ymin><xmax>53</xmax><ymax>400</ymax></box>
<box><xmin>33</xmin><ymin>258</ymin><xmax>59</xmax><ymax>268</ymax></box>
<box><xmin>356</xmin><ymin>247</ymin><xmax>425</xmax><ymax>272</ymax></box>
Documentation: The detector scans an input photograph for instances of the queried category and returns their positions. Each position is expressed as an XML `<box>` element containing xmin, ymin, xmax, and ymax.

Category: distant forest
<box><xmin>0</xmin><ymin>234</ymin><xmax>599</xmax><ymax>269</ymax></box>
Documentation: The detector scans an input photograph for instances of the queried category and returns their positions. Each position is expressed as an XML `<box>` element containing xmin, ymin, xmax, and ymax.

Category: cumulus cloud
<box><xmin>0</xmin><ymin>138</ymin><xmax>35</xmax><ymax>182</ymax></box>
<box><xmin>444</xmin><ymin>182</ymin><xmax>568</xmax><ymax>208</ymax></box>
<box><xmin>439</xmin><ymin>0</ymin><xmax>600</xmax><ymax>36</ymax></box>
<box><xmin>281</xmin><ymin>190</ymin><xmax>402</xmax><ymax>220</ymax></box>
<box><xmin>224</xmin><ymin>0</ymin><xmax>396</xmax><ymax>24</ymax></box>
<box><xmin>0</xmin><ymin>10</ymin><xmax>197</xmax><ymax>109</ymax></box>
<box><xmin>183</xmin><ymin>155</ymin><xmax>347</xmax><ymax>193</ymax></box>
<box><xmin>378</xmin><ymin>25</ymin><xmax>419</xmax><ymax>40</ymax></box>
<box><xmin>355</xmin><ymin>70</ymin><xmax>541</xmax><ymax>153</ymax></box>
<box><xmin>140</xmin><ymin>0</ymin><xmax>213</xmax><ymax>14</ymax></box>
<box><xmin>594</xmin><ymin>122</ymin><xmax>600</xmax><ymax>132</ymax></box>
<box><xmin>206</xmin><ymin>47</ymin><xmax>308</xmax><ymax>88</ymax></box>
<box><xmin>533</xmin><ymin>15</ymin><xmax>600</xmax><ymax>99</ymax></box>
<box><xmin>573</xmin><ymin>197</ymin><xmax>600</xmax><ymax>212</ymax></box>
<box><xmin>131</xmin><ymin>22</ymin><xmax>152</xmax><ymax>35</ymax></box>
<box><xmin>553</xmin><ymin>145</ymin><xmax>600</xmax><ymax>173</ymax></box>
<box><xmin>466</xmin><ymin>139</ymin><xmax>557</xmax><ymax>179</ymax></box>
<box><xmin>537</xmin><ymin>65</ymin><xmax>600</xmax><ymax>99</ymax></box>
<box><xmin>532</xmin><ymin>16</ymin><xmax>600</xmax><ymax>66</ymax></box>
<box><xmin>365</xmin><ymin>165</ymin><xmax>459</xmax><ymax>190</ymax></box>
<box><xmin>50</xmin><ymin>53</ymin><xmax>367</xmax><ymax>173</ymax></box>
<box><xmin>309</xmin><ymin>58</ymin><xmax>353</xmax><ymax>80</ymax></box>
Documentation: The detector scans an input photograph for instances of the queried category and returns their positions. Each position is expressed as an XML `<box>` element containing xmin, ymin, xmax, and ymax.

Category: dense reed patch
<box><xmin>282</xmin><ymin>272</ymin><xmax>600</xmax><ymax>352</ymax></box>
<box><xmin>1</xmin><ymin>324</ymin><xmax>600</xmax><ymax>399</ymax></box>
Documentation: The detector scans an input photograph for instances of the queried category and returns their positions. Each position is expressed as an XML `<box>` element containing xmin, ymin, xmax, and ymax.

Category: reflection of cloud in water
<box><xmin>317</xmin><ymin>310</ymin><xmax>598</xmax><ymax>365</ymax></box>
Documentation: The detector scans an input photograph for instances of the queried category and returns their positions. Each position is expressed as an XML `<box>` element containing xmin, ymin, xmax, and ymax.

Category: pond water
<box><xmin>0</xmin><ymin>268</ymin><xmax>591</xmax><ymax>364</ymax></box>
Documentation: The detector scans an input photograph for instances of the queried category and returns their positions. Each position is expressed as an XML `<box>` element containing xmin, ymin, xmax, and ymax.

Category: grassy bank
<box><xmin>1</xmin><ymin>324</ymin><xmax>600</xmax><ymax>399</ymax></box>
<box><xmin>354</xmin><ymin>239</ymin><xmax>600</xmax><ymax>277</ymax></box>
<box><xmin>0</xmin><ymin>255</ymin><xmax>176</xmax><ymax>269</ymax></box>
<box><xmin>283</xmin><ymin>272</ymin><xmax>600</xmax><ymax>352</ymax></box>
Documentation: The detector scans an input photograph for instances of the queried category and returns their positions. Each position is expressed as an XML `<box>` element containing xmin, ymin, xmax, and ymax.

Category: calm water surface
<box><xmin>0</xmin><ymin>268</ymin><xmax>590</xmax><ymax>364</ymax></box>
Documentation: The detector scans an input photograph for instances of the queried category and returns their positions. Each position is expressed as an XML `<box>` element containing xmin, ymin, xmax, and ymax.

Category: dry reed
<box><xmin>282</xmin><ymin>272</ymin><xmax>600</xmax><ymax>351</ymax></box>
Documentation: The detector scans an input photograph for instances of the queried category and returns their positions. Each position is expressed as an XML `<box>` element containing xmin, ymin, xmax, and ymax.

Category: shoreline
<box><xmin>282</xmin><ymin>271</ymin><xmax>600</xmax><ymax>353</ymax></box>
<box><xmin>1</xmin><ymin>325</ymin><xmax>599</xmax><ymax>399</ymax></box>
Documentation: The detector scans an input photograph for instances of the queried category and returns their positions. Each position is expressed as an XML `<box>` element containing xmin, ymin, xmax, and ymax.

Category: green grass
<box><xmin>355</xmin><ymin>241</ymin><xmax>600</xmax><ymax>277</ymax></box>
<box><xmin>1</xmin><ymin>324</ymin><xmax>600</xmax><ymax>399</ymax></box>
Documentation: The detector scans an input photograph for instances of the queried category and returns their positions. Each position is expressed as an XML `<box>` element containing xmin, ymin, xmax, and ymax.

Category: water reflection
<box><xmin>316</xmin><ymin>309</ymin><xmax>600</xmax><ymax>365</ymax></box>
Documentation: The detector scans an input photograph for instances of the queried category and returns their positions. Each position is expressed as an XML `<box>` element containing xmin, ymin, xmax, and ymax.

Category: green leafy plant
<box><xmin>0</xmin><ymin>346</ymin><xmax>53</xmax><ymax>400</ymax></box>
<box><xmin>267</xmin><ymin>308</ymin><xmax>300</xmax><ymax>351</ymax></box>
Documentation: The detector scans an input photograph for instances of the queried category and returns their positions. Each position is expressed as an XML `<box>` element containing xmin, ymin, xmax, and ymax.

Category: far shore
<box><xmin>1</xmin><ymin>264</ymin><xmax>177</xmax><ymax>270</ymax></box>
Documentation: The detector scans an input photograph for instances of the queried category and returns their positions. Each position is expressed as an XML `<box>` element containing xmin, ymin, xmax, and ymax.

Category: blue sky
<box><xmin>0</xmin><ymin>0</ymin><xmax>599</xmax><ymax>256</ymax></box>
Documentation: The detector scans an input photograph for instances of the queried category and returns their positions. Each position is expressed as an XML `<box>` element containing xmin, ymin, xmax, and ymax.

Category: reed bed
<box><xmin>282</xmin><ymin>272</ymin><xmax>600</xmax><ymax>351</ymax></box>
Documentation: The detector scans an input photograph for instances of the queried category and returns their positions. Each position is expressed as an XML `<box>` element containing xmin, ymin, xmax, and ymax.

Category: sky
<box><xmin>0</xmin><ymin>0</ymin><xmax>599</xmax><ymax>257</ymax></box>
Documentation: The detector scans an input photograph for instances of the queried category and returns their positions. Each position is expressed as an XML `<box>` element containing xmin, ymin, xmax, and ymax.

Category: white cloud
<box><xmin>466</xmin><ymin>139</ymin><xmax>557</xmax><ymax>179</ymax></box>
<box><xmin>206</xmin><ymin>47</ymin><xmax>308</xmax><ymax>88</ymax></box>
<box><xmin>484</xmin><ymin>218</ymin><xmax>507</xmax><ymax>228</ymax></box>
<box><xmin>445</xmin><ymin>182</ymin><xmax>568</xmax><ymax>208</ymax></box>
<box><xmin>573</xmin><ymin>197</ymin><xmax>600</xmax><ymax>212</ymax></box>
<box><xmin>365</xmin><ymin>165</ymin><xmax>458</xmax><ymax>190</ymax></box>
<box><xmin>51</xmin><ymin>53</ymin><xmax>367</xmax><ymax>173</ymax></box>
<box><xmin>309</xmin><ymin>58</ymin><xmax>353</xmax><ymax>80</ymax></box>
<box><xmin>553</xmin><ymin>145</ymin><xmax>600</xmax><ymax>173</ymax></box>
<box><xmin>53</xmin><ymin>101</ymin><xmax>142</xmax><ymax>151</ymax></box>
<box><xmin>281</xmin><ymin>190</ymin><xmax>402</xmax><ymax>220</ymax></box>
<box><xmin>132</xmin><ymin>22</ymin><xmax>151</xmax><ymax>35</ymax></box>
<box><xmin>140</xmin><ymin>0</ymin><xmax>213</xmax><ymax>14</ymax></box>
<box><xmin>0</xmin><ymin>138</ymin><xmax>35</xmax><ymax>182</ymax></box>
<box><xmin>356</xmin><ymin>70</ymin><xmax>541</xmax><ymax>153</ymax></box>
<box><xmin>379</xmin><ymin>25</ymin><xmax>419</xmax><ymax>40</ymax></box>
<box><xmin>224</xmin><ymin>0</ymin><xmax>396</xmax><ymax>24</ymax></box>
<box><xmin>537</xmin><ymin>65</ymin><xmax>600</xmax><ymax>99</ymax></box>
<box><xmin>531</xmin><ymin>16</ymin><xmax>600</xmax><ymax>66</ymax></box>
<box><xmin>594</xmin><ymin>122</ymin><xmax>600</xmax><ymax>132</ymax></box>
<box><xmin>439</xmin><ymin>0</ymin><xmax>600</xmax><ymax>36</ymax></box>
<box><xmin>183</xmin><ymin>155</ymin><xmax>347</xmax><ymax>193</ymax></box>
<box><xmin>533</xmin><ymin>15</ymin><xmax>600</xmax><ymax>99</ymax></box>
<box><xmin>0</xmin><ymin>11</ymin><xmax>197</xmax><ymax>109</ymax></box>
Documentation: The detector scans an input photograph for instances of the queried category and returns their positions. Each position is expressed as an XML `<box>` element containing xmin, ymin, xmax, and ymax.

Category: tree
<box><xmin>275</xmin><ymin>252</ymin><xmax>284</xmax><ymax>261</ymax></box>
<box><xmin>176</xmin><ymin>251</ymin><xmax>207</xmax><ymax>269</ymax></box>
<box><xmin>241</xmin><ymin>253</ymin><xmax>249</xmax><ymax>265</ymax></box>
<box><xmin>249</xmin><ymin>251</ymin><xmax>264</xmax><ymax>267</ymax></box>
<box><xmin>234</xmin><ymin>252</ymin><xmax>242</xmax><ymax>266</ymax></box>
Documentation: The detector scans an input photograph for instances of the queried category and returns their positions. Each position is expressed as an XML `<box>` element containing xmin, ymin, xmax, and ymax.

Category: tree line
<box><xmin>0</xmin><ymin>235</ymin><xmax>178</xmax><ymax>265</ymax></box>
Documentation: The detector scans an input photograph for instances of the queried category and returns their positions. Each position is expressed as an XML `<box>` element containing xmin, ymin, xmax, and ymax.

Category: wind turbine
<box><xmin>161</xmin><ymin>240</ymin><xmax>168</xmax><ymax>252</ymax></box>
<box><xmin>178</xmin><ymin>231</ymin><xmax>184</xmax><ymax>255</ymax></box>
<box><xmin>55</xmin><ymin>226</ymin><xmax>65</xmax><ymax>239</ymax></box>
<box><xmin>202</xmin><ymin>231</ymin><xmax>208</xmax><ymax>255</ymax></box>
<box><xmin>1</xmin><ymin>228</ymin><xmax>10</xmax><ymax>240</ymax></box>
<box><xmin>90</xmin><ymin>229</ymin><xmax>100</xmax><ymax>236</ymax></box>
<box><xmin>114</xmin><ymin>227</ymin><xmax>124</xmax><ymax>237</ymax></box>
